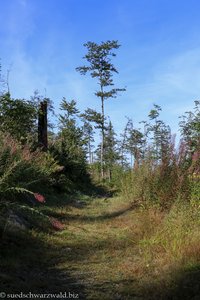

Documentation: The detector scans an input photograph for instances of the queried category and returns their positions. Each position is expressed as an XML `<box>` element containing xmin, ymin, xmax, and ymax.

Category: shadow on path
<box><xmin>77</xmin><ymin>204</ymin><xmax>137</xmax><ymax>222</ymax></box>
<box><xmin>0</xmin><ymin>229</ymin><xmax>86</xmax><ymax>299</ymax></box>
<box><xmin>45</xmin><ymin>203</ymin><xmax>137</xmax><ymax>223</ymax></box>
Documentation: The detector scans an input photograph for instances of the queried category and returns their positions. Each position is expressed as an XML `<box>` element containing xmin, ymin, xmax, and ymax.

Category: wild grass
<box><xmin>1</xmin><ymin>192</ymin><xmax>200</xmax><ymax>299</ymax></box>
<box><xmin>1</xmin><ymin>194</ymin><xmax>193</xmax><ymax>299</ymax></box>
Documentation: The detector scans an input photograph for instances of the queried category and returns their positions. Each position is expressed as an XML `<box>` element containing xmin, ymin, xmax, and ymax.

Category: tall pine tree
<box><xmin>76</xmin><ymin>40</ymin><xmax>125</xmax><ymax>179</ymax></box>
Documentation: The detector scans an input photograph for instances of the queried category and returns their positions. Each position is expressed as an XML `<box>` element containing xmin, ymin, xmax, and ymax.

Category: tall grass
<box><xmin>119</xmin><ymin>140</ymin><xmax>199</xmax><ymax>209</ymax></box>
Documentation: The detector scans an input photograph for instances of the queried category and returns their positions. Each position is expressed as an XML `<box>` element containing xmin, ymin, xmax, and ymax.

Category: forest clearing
<box><xmin>1</xmin><ymin>1</ymin><xmax>200</xmax><ymax>299</ymax></box>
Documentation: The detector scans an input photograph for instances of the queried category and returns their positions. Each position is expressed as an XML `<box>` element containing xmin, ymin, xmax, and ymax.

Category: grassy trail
<box><xmin>1</xmin><ymin>194</ymin><xmax>200</xmax><ymax>299</ymax></box>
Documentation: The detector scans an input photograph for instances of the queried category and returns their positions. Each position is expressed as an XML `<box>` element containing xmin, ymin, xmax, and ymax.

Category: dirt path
<box><xmin>1</xmin><ymin>195</ymin><xmax>200</xmax><ymax>299</ymax></box>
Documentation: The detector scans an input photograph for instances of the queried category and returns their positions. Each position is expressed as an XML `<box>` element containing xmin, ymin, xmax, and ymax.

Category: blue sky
<box><xmin>1</xmin><ymin>0</ymin><xmax>200</xmax><ymax>138</ymax></box>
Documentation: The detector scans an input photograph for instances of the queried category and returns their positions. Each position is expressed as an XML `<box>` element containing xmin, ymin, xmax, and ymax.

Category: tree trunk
<box><xmin>100</xmin><ymin>94</ymin><xmax>105</xmax><ymax>179</ymax></box>
<box><xmin>38</xmin><ymin>100</ymin><xmax>48</xmax><ymax>151</ymax></box>
<box><xmin>108</xmin><ymin>168</ymin><xmax>112</xmax><ymax>183</ymax></box>
<box><xmin>88</xmin><ymin>140</ymin><xmax>92</xmax><ymax>164</ymax></box>
<box><xmin>133</xmin><ymin>149</ymin><xmax>139</xmax><ymax>170</ymax></box>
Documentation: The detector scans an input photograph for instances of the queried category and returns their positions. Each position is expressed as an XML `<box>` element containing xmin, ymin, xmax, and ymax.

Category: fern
<box><xmin>0</xmin><ymin>132</ymin><xmax>60</xmax><ymax>202</ymax></box>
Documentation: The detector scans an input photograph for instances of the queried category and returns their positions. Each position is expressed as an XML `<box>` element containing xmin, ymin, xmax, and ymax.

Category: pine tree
<box><xmin>123</xmin><ymin>118</ymin><xmax>144</xmax><ymax>168</ymax></box>
<box><xmin>147</xmin><ymin>104</ymin><xmax>171</xmax><ymax>163</ymax></box>
<box><xmin>76</xmin><ymin>40</ymin><xmax>125</xmax><ymax>179</ymax></box>
<box><xmin>179</xmin><ymin>100</ymin><xmax>200</xmax><ymax>156</ymax></box>
<box><xmin>104</xmin><ymin>120</ymin><xmax>119</xmax><ymax>181</ymax></box>
<box><xmin>82</xmin><ymin>120</ymin><xmax>94</xmax><ymax>164</ymax></box>
<box><xmin>54</xmin><ymin>98</ymin><xmax>87</xmax><ymax>185</ymax></box>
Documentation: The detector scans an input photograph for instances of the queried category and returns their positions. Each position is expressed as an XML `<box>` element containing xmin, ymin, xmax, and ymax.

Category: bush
<box><xmin>0</xmin><ymin>132</ymin><xmax>60</xmax><ymax>202</ymax></box>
